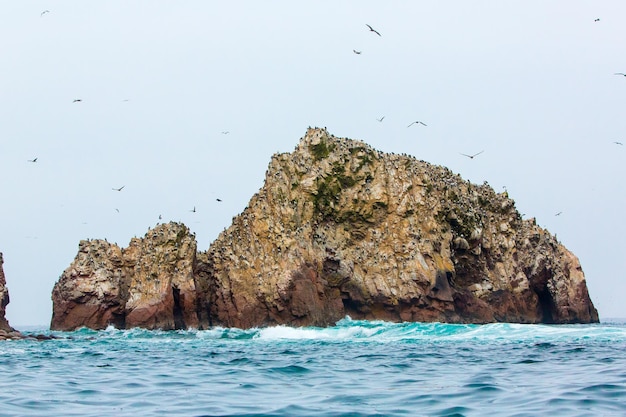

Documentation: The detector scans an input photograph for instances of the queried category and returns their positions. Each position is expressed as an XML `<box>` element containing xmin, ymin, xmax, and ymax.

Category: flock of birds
<box><xmin>347</xmin><ymin>20</ymin><xmax>622</xmax><ymax>221</ymax></box>
<box><xmin>30</xmin><ymin>9</ymin><xmax>231</xmax><ymax>222</ymax></box>
<box><xmin>353</xmin><ymin>21</ymin><xmax>624</xmax><ymax>163</ymax></box>
<box><xmin>28</xmin><ymin>13</ymin><xmax>624</xmax><ymax>224</ymax></box>
<box><xmin>359</xmin><ymin>24</ymin><xmax>486</xmax><ymax>162</ymax></box>
<box><xmin>28</xmin><ymin>150</ymin><xmax>223</xmax><ymax>218</ymax></box>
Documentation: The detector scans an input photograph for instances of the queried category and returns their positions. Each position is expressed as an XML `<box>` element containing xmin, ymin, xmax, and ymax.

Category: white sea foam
<box><xmin>256</xmin><ymin>324</ymin><xmax>379</xmax><ymax>341</ymax></box>
<box><xmin>3</xmin><ymin>321</ymin><xmax>626</xmax><ymax>416</ymax></box>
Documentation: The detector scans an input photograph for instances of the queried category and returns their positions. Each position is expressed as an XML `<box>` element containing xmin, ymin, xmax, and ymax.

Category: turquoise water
<box><xmin>1</xmin><ymin>318</ymin><xmax>626</xmax><ymax>416</ymax></box>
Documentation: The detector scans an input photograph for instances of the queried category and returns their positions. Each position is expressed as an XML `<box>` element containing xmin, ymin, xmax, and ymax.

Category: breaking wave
<box><xmin>2</xmin><ymin>318</ymin><xmax>625</xmax><ymax>416</ymax></box>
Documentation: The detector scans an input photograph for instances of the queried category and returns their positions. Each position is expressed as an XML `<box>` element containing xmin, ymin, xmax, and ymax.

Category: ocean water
<box><xmin>1</xmin><ymin>318</ymin><xmax>625</xmax><ymax>417</ymax></box>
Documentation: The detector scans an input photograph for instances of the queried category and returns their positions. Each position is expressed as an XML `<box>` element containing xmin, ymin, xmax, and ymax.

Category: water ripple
<box><xmin>0</xmin><ymin>321</ymin><xmax>625</xmax><ymax>416</ymax></box>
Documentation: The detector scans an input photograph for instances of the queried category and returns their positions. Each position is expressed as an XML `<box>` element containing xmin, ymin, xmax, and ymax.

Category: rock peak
<box><xmin>51</xmin><ymin>222</ymin><xmax>198</xmax><ymax>331</ymax></box>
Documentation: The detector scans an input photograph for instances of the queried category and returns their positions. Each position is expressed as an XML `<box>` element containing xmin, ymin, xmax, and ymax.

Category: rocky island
<box><xmin>51</xmin><ymin>128</ymin><xmax>599</xmax><ymax>331</ymax></box>
<box><xmin>0</xmin><ymin>253</ymin><xmax>24</xmax><ymax>340</ymax></box>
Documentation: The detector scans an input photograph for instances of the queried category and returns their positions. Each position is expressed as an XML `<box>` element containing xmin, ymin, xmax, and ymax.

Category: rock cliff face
<box><xmin>0</xmin><ymin>253</ymin><xmax>13</xmax><ymax>331</ymax></box>
<box><xmin>1</xmin><ymin>253</ymin><xmax>23</xmax><ymax>340</ymax></box>
<box><xmin>51</xmin><ymin>224</ymin><xmax>198</xmax><ymax>331</ymax></box>
<box><xmin>51</xmin><ymin>128</ymin><xmax>599</xmax><ymax>330</ymax></box>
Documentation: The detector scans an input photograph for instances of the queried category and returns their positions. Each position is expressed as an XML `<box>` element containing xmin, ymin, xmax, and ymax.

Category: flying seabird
<box><xmin>73</xmin><ymin>99</ymin><xmax>82</xmax><ymax>103</ymax></box>
<box><xmin>216</xmin><ymin>198</ymin><xmax>222</xmax><ymax>202</ymax></box>
<box><xmin>112</xmin><ymin>185</ymin><xmax>125</xmax><ymax>191</ymax></box>
<box><xmin>353</xmin><ymin>49</ymin><xmax>362</xmax><ymax>54</ymax></box>
<box><xmin>28</xmin><ymin>157</ymin><xmax>38</xmax><ymax>163</ymax></box>
<box><xmin>614</xmin><ymin>141</ymin><xmax>623</xmax><ymax>145</ymax></box>
<box><xmin>41</xmin><ymin>10</ymin><xmax>50</xmax><ymax>16</ymax></box>
<box><xmin>366</xmin><ymin>24</ymin><xmax>381</xmax><ymax>37</ymax></box>
<box><xmin>555</xmin><ymin>211</ymin><xmax>563</xmax><ymax>216</ymax></box>
<box><xmin>460</xmin><ymin>151</ymin><xmax>484</xmax><ymax>159</ymax></box>
<box><xmin>615</xmin><ymin>73</ymin><xmax>626</xmax><ymax>77</ymax></box>
<box><xmin>159</xmin><ymin>214</ymin><xmax>162</xmax><ymax>220</ymax></box>
<box><xmin>594</xmin><ymin>18</ymin><xmax>600</xmax><ymax>22</ymax></box>
<box><xmin>190</xmin><ymin>206</ymin><xmax>196</xmax><ymax>213</ymax></box>
<box><xmin>407</xmin><ymin>121</ymin><xmax>427</xmax><ymax>127</ymax></box>
<box><xmin>221</xmin><ymin>131</ymin><xmax>230</xmax><ymax>135</ymax></box>
<box><xmin>377</xmin><ymin>116</ymin><xmax>385</xmax><ymax>122</ymax></box>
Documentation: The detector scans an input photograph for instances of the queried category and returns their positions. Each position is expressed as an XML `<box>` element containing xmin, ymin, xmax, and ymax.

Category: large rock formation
<box><xmin>51</xmin><ymin>128</ymin><xmax>599</xmax><ymax>330</ymax></box>
<box><xmin>0</xmin><ymin>253</ymin><xmax>24</xmax><ymax>340</ymax></box>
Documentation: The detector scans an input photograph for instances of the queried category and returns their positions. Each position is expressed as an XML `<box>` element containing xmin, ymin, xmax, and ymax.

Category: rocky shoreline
<box><xmin>48</xmin><ymin>128</ymin><xmax>598</xmax><ymax>331</ymax></box>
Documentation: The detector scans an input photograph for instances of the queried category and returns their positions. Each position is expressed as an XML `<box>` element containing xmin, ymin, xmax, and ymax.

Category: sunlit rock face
<box><xmin>0</xmin><ymin>253</ymin><xmax>24</xmax><ymax>340</ymax></box>
<box><xmin>51</xmin><ymin>128</ymin><xmax>599</xmax><ymax>330</ymax></box>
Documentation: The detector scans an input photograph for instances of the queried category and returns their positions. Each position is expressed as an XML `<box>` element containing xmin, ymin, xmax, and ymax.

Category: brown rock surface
<box><xmin>51</xmin><ymin>128</ymin><xmax>599</xmax><ymax>330</ymax></box>
<box><xmin>0</xmin><ymin>252</ymin><xmax>24</xmax><ymax>340</ymax></box>
<box><xmin>51</xmin><ymin>223</ymin><xmax>198</xmax><ymax>331</ymax></box>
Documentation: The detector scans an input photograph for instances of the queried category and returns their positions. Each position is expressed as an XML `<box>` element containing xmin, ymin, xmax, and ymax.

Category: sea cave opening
<box><xmin>172</xmin><ymin>286</ymin><xmax>186</xmax><ymax>330</ymax></box>
<box><xmin>536</xmin><ymin>287</ymin><xmax>555</xmax><ymax>324</ymax></box>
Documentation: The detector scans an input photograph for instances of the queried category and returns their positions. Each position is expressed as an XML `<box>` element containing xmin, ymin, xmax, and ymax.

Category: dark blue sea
<box><xmin>1</xmin><ymin>317</ymin><xmax>625</xmax><ymax>417</ymax></box>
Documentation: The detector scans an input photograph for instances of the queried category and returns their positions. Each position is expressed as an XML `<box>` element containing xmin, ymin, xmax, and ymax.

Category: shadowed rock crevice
<box><xmin>50</xmin><ymin>128</ymin><xmax>599</xmax><ymax>330</ymax></box>
<box><xmin>535</xmin><ymin>287</ymin><xmax>556</xmax><ymax>324</ymax></box>
<box><xmin>110</xmin><ymin>311</ymin><xmax>126</xmax><ymax>330</ymax></box>
<box><xmin>172</xmin><ymin>287</ymin><xmax>185</xmax><ymax>330</ymax></box>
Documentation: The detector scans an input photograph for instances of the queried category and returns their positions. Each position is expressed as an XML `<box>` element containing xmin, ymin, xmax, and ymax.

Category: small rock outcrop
<box><xmin>51</xmin><ymin>223</ymin><xmax>198</xmax><ymax>331</ymax></box>
<box><xmin>51</xmin><ymin>128</ymin><xmax>599</xmax><ymax>330</ymax></box>
<box><xmin>0</xmin><ymin>253</ymin><xmax>24</xmax><ymax>340</ymax></box>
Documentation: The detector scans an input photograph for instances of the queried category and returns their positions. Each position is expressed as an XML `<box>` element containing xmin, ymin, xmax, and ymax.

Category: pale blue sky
<box><xmin>1</xmin><ymin>1</ymin><xmax>625</xmax><ymax>326</ymax></box>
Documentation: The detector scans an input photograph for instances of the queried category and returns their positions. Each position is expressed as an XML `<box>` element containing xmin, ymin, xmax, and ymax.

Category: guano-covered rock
<box><xmin>51</xmin><ymin>223</ymin><xmax>198</xmax><ymax>331</ymax></box>
<box><xmin>50</xmin><ymin>128</ymin><xmax>599</xmax><ymax>330</ymax></box>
